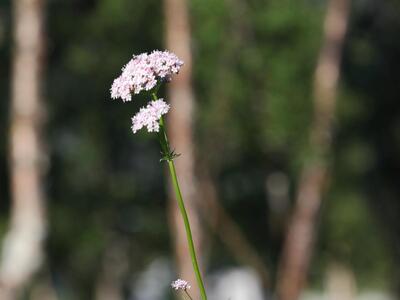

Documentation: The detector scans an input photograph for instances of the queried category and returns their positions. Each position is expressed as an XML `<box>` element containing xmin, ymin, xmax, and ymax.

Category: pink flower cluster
<box><xmin>171</xmin><ymin>279</ymin><xmax>191</xmax><ymax>291</ymax></box>
<box><xmin>111</xmin><ymin>50</ymin><xmax>184</xmax><ymax>102</ymax></box>
<box><xmin>131</xmin><ymin>99</ymin><xmax>170</xmax><ymax>133</ymax></box>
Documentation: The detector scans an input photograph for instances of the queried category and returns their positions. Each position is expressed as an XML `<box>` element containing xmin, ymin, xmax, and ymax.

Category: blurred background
<box><xmin>0</xmin><ymin>0</ymin><xmax>400</xmax><ymax>299</ymax></box>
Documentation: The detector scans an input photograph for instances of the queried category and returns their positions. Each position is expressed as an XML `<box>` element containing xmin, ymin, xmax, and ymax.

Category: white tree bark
<box><xmin>0</xmin><ymin>0</ymin><xmax>47</xmax><ymax>298</ymax></box>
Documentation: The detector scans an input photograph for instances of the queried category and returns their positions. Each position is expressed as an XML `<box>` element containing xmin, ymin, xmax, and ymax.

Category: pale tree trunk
<box><xmin>276</xmin><ymin>0</ymin><xmax>350</xmax><ymax>299</ymax></box>
<box><xmin>325</xmin><ymin>262</ymin><xmax>357</xmax><ymax>300</ymax></box>
<box><xmin>0</xmin><ymin>0</ymin><xmax>47</xmax><ymax>298</ymax></box>
<box><xmin>163</xmin><ymin>0</ymin><xmax>204</xmax><ymax>298</ymax></box>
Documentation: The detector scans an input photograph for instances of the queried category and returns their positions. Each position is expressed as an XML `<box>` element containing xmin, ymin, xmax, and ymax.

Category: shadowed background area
<box><xmin>0</xmin><ymin>0</ymin><xmax>400</xmax><ymax>299</ymax></box>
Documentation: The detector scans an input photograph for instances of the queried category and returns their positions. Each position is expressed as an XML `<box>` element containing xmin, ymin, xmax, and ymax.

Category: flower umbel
<box><xmin>131</xmin><ymin>99</ymin><xmax>170</xmax><ymax>134</ymax></box>
<box><xmin>111</xmin><ymin>50</ymin><xmax>183</xmax><ymax>102</ymax></box>
<box><xmin>171</xmin><ymin>279</ymin><xmax>191</xmax><ymax>291</ymax></box>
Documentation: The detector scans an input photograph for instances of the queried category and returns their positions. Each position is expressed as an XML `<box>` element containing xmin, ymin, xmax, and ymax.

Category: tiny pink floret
<box><xmin>171</xmin><ymin>279</ymin><xmax>191</xmax><ymax>291</ymax></box>
<box><xmin>131</xmin><ymin>99</ymin><xmax>170</xmax><ymax>134</ymax></box>
<box><xmin>111</xmin><ymin>50</ymin><xmax>184</xmax><ymax>102</ymax></box>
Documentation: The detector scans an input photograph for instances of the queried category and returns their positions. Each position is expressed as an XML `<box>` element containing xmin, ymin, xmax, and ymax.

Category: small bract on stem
<box><xmin>110</xmin><ymin>50</ymin><xmax>208</xmax><ymax>300</ymax></box>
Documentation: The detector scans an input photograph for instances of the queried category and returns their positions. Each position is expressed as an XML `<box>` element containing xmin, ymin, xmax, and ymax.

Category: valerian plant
<box><xmin>110</xmin><ymin>50</ymin><xmax>207</xmax><ymax>300</ymax></box>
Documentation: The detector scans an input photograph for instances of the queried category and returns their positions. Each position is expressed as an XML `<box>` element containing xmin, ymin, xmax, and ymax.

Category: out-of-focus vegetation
<box><xmin>0</xmin><ymin>0</ymin><xmax>400</xmax><ymax>298</ymax></box>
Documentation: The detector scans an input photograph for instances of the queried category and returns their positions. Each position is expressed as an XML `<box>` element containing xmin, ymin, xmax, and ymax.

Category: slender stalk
<box><xmin>152</xmin><ymin>93</ymin><xmax>208</xmax><ymax>300</ymax></box>
<box><xmin>167</xmin><ymin>159</ymin><xmax>207</xmax><ymax>300</ymax></box>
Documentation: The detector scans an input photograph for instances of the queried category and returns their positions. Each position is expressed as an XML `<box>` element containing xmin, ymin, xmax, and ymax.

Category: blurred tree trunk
<box><xmin>163</xmin><ymin>0</ymin><xmax>204</xmax><ymax>298</ymax></box>
<box><xmin>0</xmin><ymin>0</ymin><xmax>47</xmax><ymax>298</ymax></box>
<box><xmin>276</xmin><ymin>0</ymin><xmax>350</xmax><ymax>299</ymax></box>
<box><xmin>325</xmin><ymin>262</ymin><xmax>357</xmax><ymax>300</ymax></box>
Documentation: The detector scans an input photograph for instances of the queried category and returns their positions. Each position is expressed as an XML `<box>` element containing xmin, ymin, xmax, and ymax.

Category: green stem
<box><xmin>152</xmin><ymin>92</ymin><xmax>207</xmax><ymax>300</ymax></box>
<box><xmin>167</xmin><ymin>159</ymin><xmax>207</xmax><ymax>300</ymax></box>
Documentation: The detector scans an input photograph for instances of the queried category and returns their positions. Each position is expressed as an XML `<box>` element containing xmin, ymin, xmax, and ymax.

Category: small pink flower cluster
<box><xmin>110</xmin><ymin>50</ymin><xmax>183</xmax><ymax>134</ymax></box>
<box><xmin>131</xmin><ymin>99</ymin><xmax>170</xmax><ymax>133</ymax></box>
<box><xmin>171</xmin><ymin>279</ymin><xmax>191</xmax><ymax>291</ymax></box>
<box><xmin>111</xmin><ymin>50</ymin><xmax>183</xmax><ymax>102</ymax></box>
